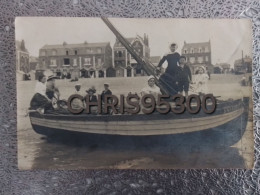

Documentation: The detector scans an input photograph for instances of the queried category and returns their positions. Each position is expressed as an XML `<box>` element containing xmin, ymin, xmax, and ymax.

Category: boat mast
<box><xmin>101</xmin><ymin>17</ymin><xmax>170</xmax><ymax>95</ymax></box>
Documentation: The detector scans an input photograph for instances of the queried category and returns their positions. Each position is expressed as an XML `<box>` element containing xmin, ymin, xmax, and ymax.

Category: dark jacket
<box><xmin>101</xmin><ymin>89</ymin><xmax>112</xmax><ymax>101</ymax></box>
<box><xmin>158</xmin><ymin>52</ymin><xmax>180</xmax><ymax>76</ymax></box>
<box><xmin>85</xmin><ymin>95</ymin><xmax>97</xmax><ymax>102</ymax></box>
<box><xmin>177</xmin><ymin>64</ymin><xmax>192</xmax><ymax>82</ymax></box>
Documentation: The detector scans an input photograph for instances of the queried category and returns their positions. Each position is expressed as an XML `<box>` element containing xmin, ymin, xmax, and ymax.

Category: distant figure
<box><xmin>141</xmin><ymin>76</ymin><xmax>161</xmax><ymax>98</ymax></box>
<box><xmin>207</xmin><ymin>70</ymin><xmax>211</xmax><ymax>80</ymax></box>
<box><xmin>177</xmin><ymin>56</ymin><xmax>192</xmax><ymax>98</ymax></box>
<box><xmin>157</xmin><ymin>42</ymin><xmax>180</xmax><ymax>95</ymax></box>
<box><xmin>241</xmin><ymin>74</ymin><xmax>247</xmax><ymax>86</ymax></box>
<box><xmin>193</xmin><ymin>66</ymin><xmax>209</xmax><ymax>95</ymax></box>
<box><xmin>101</xmin><ymin>83</ymin><xmax>112</xmax><ymax>102</ymax></box>
<box><xmin>30</xmin><ymin>73</ymin><xmax>52</xmax><ymax>112</ymax></box>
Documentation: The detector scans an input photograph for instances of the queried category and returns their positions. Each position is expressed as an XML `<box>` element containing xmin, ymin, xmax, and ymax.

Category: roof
<box><xmin>234</xmin><ymin>57</ymin><xmax>252</xmax><ymax>67</ymax></box>
<box><xmin>16</xmin><ymin>40</ymin><xmax>28</xmax><ymax>52</ymax></box>
<box><xmin>182</xmin><ymin>41</ymin><xmax>211</xmax><ymax>51</ymax></box>
<box><xmin>114</xmin><ymin>37</ymin><xmax>143</xmax><ymax>47</ymax></box>
<box><xmin>40</xmin><ymin>42</ymin><xmax>110</xmax><ymax>50</ymax></box>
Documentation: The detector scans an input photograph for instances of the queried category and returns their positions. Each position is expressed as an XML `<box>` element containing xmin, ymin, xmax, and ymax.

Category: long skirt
<box><xmin>159</xmin><ymin>73</ymin><xmax>178</xmax><ymax>95</ymax></box>
<box><xmin>30</xmin><ymin>93</ymin><xmax>53</xmax><ymax>110</ymax></box>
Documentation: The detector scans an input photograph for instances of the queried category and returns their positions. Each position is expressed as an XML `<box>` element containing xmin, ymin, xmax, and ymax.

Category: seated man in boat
<box><xmin>46</xmin><ymin>75</ymin><xmax>60</xmax><ymax>100</ymax></box>
<box><xmin>157</xmin><ymin>42</ymin><xmax>180</xmax><ymax>95</ymax></box>
<box><xmin>30</xmin><ymin>73</ymin><xmax>53</xmax><ymax>113</ymax></box>
<box><xmin>70</xmin><ymin>83</ymin><xmax>85</xmax><ymax>110</ymax></box>
<box><xmin>101</xmin><ymin>83</ymin><xmax>112</xmax><ymax>102</ymax></box>
<box><xmin>176</xmin><ymin>56</ymin><xmax>192</xmax><ymax>99</ymax></box>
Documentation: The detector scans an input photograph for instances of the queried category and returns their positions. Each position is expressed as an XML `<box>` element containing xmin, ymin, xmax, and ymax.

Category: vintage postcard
<box><xmin>15</xmin><ymin>17</ymin><xmax>253</xmax><ymax>169</ymax></box>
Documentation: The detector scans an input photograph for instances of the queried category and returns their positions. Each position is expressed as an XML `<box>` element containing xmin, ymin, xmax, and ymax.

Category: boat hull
<box><xmin>29</xmin><ymin>98</ymin><xmax>249</xmax><ymax>137</ymax></box>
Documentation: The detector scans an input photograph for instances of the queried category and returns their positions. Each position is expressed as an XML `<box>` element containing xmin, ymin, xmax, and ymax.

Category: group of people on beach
<box><xmin>146</xmin><ymin>42</ymin><xmax>209</xmax><ymax>98</ymax></box>
<box><xmin>30</xmin><ymin>72</ymin><xmax>113</xmax><ymax>113</ymax></box>
<box><xmin>30</xmin><ymin>42</ymin><xmax>209</xmax><ymax>113</ymax></box>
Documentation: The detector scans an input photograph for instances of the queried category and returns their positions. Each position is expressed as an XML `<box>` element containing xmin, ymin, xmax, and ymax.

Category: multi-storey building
<box><xmin>234</xmin><ymin>55</ymin><xmax>252</xmax><ymax>74</ymax></box>
<box><xmin>38</xmin><ymin>41</ymin><xmax>113</xmax><ymax>78</ymax></box>
<box><xmin>16</xmin><ymin>40</ymin><xmax>30</xmax><ymax>73</ymax></box>
<box><xmin>181</xmin><ymin>41</ymin><xmax>213</xmax><ymax>74</ymax></box>
<box><xmin>113</xmin><ymin>34</ymin><xmax>150</xmax><ymax>77</ymax></box>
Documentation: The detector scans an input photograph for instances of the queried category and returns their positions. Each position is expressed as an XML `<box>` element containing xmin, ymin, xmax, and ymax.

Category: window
<box><xmin>198</xmin><ymin>56</ymin><xmax>203</xmax><ymax>63</ymax></box>
<box><xmin>66</xmin><ymin>51</ymin><xmax>69</xmax><ymax>55</ymax></box>
<box><xmin>191</xmin><ymin>48</ymin><xmax>194</xmax><ymax>53</ymax></box>
<box><xmin>52</xmin><ymin>50</ymin><xmax>57</xmax><ymax>56</ymax></box>
<box><xmin>75</xmin><ymin>50</ymin><xmax>77</xmax><ymax>55</ymax></box>
<box><xmin>84</xmin><ymin>58</ymin><xmax>91</xmax><ymax>65</ymax></box>
<box><xmin>199</xmin><ymin>48</ymin><xmax>202</xmax><ymax>53</ymax></box>
<box><xmin>50</xmin><ymin>59</ymin><xmax>57</xmax><ymax>66</ymax></box>
<box><xmin>97</xmin><ymin>48</ymin><xmax>102</xmax><ymax>53</ymax></box>
<box><xmin>41</xmin><ymin>50</ymin><xmax>46</xmax><ymax>56</ymax></box>
<box><xmin>86</xmin><ymin>48</ymin><xmax>92</xmax><ymax>53</ymax></box>
<box><xmin>190</xmin><ymin>57</ymin><xmax>195</xmax><ymax>63</ymax></box>
<box><xmin>205</xmin><ymin>56</ymin><xmax>209</xmax><ymax>62</ymax></box>
<box><xmin>73</xmin><ymin>58</ymin><xmax>77</xmax><ymax>66</ymax></box>
<box><xmin>184</xmin><ymin>49</ymin><xmax>187</xmax><ymax>54</ymax></box>
<box><xmin>119</xmin><ymin>51</ymin><xmax>122</xmax><ymax>57</ymax></box>
<box><xmin>64</xmin><ymin>58</ymin><xmax>70</xmax><ymax>65</ymax></box>
<box><xmin>97</xmin><ymin>58</ymin><xmax>102</xmax><ymax>66</ymax></box>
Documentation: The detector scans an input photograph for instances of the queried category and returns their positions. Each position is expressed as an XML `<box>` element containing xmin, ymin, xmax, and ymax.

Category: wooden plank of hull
<box><xmin>30</xmin><ymin>107</ymin><xmax>244</xmax><ymax>135</ymax></box>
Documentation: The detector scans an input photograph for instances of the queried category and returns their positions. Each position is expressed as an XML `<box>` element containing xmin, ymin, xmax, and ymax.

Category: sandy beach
<box><xmin>17</xmin><ymin>74</ymin><xmax>254</xmax><ymax>169</ymax></box>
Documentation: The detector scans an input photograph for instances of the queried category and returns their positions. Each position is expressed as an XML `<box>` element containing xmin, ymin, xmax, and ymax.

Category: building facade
<box><xmin>38</xmin><ymin>41</ymin><xmax>113</xmax><ymax>79</ymax></box>
<box><xmin>214</xmin><ymin>63</ymin><xmax>231</xmax><ymax>74</ymax></box>
<box><xmin>181</xmin><ymin>41</ymin><xmax>213</xmax><ymax>74</ymax></box>
<box><xmin>113</xmin><ymin>34</ymin><xmax>150</xmax><ymax>77</ymax></box>
<box><xmin>234</xmin><ymin>55</ymin><xmax>252</xmax><ymax>74</ymax></box>
<box><xmin>16</xmin><ymin>40</ymin><xmax>30</xmax><ymax>73</ymax></box>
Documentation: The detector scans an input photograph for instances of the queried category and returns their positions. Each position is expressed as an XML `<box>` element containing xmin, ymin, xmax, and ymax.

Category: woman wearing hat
<box><xmin>157</xmin><ymin>42</ymin><xmax>180</xmax><ymax>95</ymax></box>
<box><xmin>85</xmin><ymin>87</ymin><xmax>97</xmax><ymax>102</ymax></box>
<box><xmin>30</xmin><ymin>73</ymin><xmax>53</xmax><ymax>112</ymax></box>
<box><xmin>85</xmin><ymin>87</ymin><xmax>98</xmax><ymax>114</ymax></box>
<box><xmin>46</xmin><ymin>75</ymin><xmax>60</xmax><ymax>100</ymax></box>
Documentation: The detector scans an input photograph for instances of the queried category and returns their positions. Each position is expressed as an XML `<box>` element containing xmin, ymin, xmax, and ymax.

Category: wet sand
<box><xmin>17</xmin><ymin>74</ymin><xmax>254</xmax><ymax>169</ymax></box>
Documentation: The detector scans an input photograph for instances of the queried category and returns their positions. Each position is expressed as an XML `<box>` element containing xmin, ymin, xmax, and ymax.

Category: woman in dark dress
<box><xmin>30</xmin><ymin>73</ymin><xmax>53</xmax><ymax>112</ymax></box>
<box><xmin>157</xmin><ymin>42</ymin><xmax>180</xmax><ymax>95</ymax></box>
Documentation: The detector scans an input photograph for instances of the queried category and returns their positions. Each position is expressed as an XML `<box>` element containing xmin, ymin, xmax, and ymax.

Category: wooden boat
<box><xmin>29</xmin><ymin>18</ymin><xmax>250</xmax><ymax>145</ymax></box>
<box><xmin>29</xmin><ymin>97</ymin><xmax>249</xmax><ymax>137</ymax></box>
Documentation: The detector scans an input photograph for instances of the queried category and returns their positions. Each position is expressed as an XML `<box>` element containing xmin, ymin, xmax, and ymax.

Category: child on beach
<box><xmin>193</xmin><ymin>66</ymin><xmax>209</xmax><ymax>95</ymax></box>
<box><xmin>177</xmin><ymin>56</ymin><xmax>192</xmax><ymax>98</ymax></box>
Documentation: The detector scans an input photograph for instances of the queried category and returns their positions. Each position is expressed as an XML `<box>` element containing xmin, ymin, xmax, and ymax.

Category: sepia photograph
<box><xmin>15</xmin><ymin>17</ymin><xmax>253</xmax><ymax>169</ymax></box>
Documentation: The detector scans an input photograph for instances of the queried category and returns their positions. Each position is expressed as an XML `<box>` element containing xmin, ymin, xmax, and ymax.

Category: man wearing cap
<box><xmin>46</xmin><ymin>75</ymin><xmax>60</xmax><ymax>100</ymax></box>
<box><xmin>157</xmin><ymin>43</ymin><xmax>180</xmax><ymax>95</ymax></box>
<box><xmin>101</xmin><ymin>83</ymin><xmax>112</xmax><ymax>102</ymax></box>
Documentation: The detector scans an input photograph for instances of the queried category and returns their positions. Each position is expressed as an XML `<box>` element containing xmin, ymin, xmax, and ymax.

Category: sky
<box><xmin>15</xmin><ymin>17</ymin><xmax>252</xmax><ymax>66</ymax></box>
